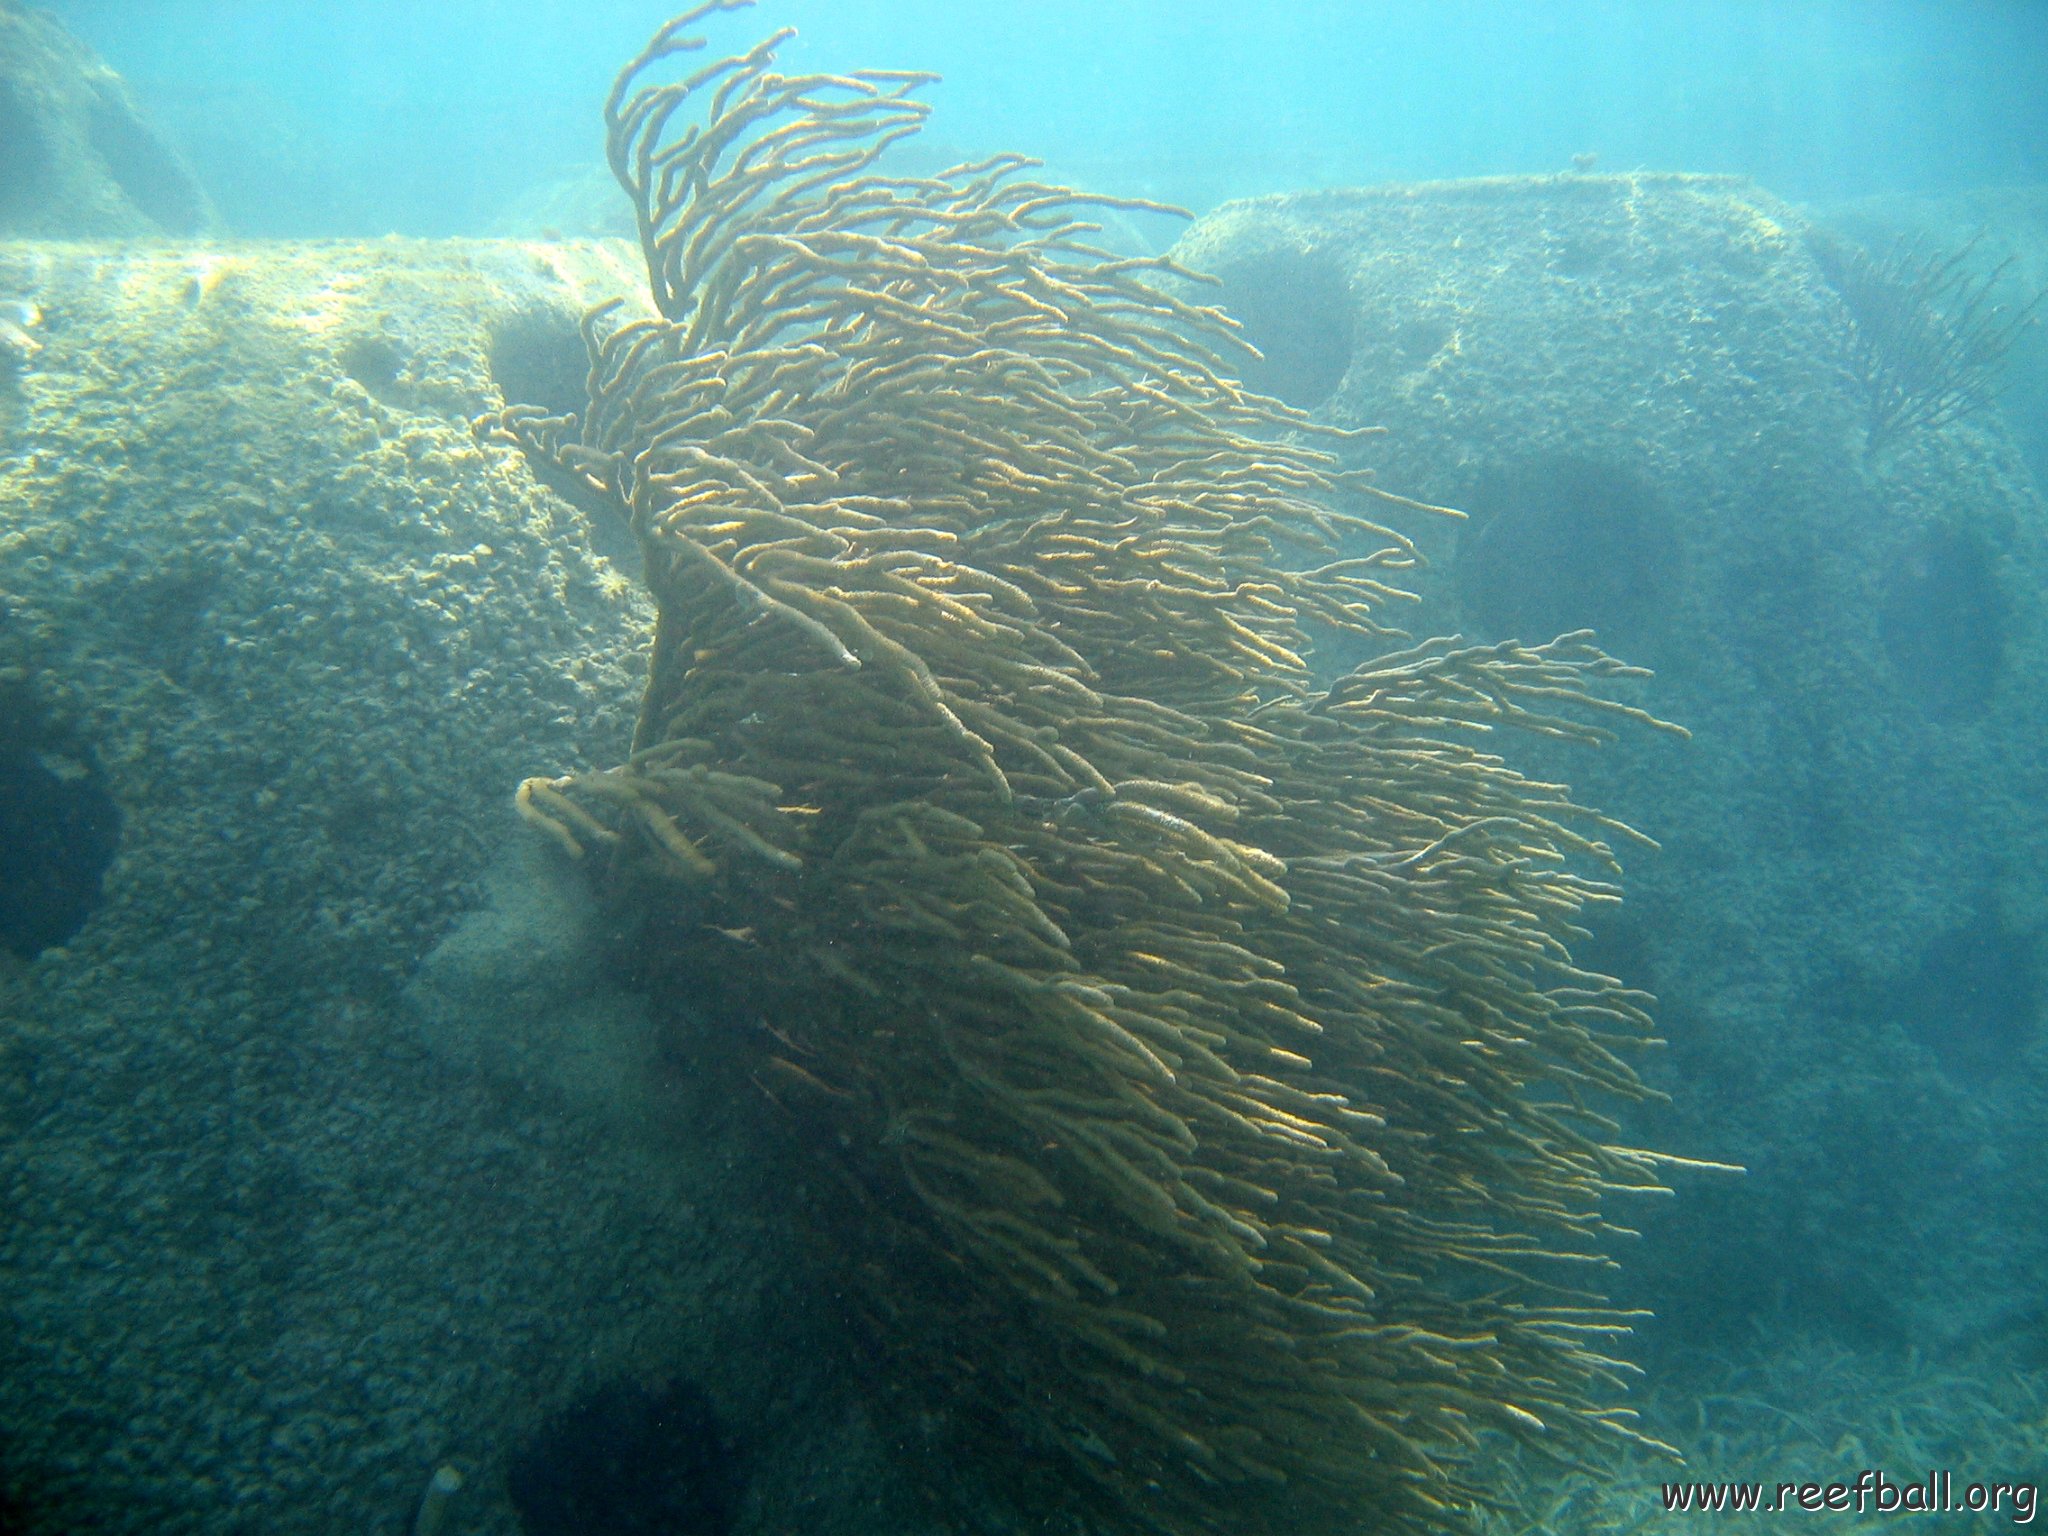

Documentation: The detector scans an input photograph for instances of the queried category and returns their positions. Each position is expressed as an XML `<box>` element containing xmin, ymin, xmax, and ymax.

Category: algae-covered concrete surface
<box><xmin>1180</xmin><ymin>173</ymin><xmax>2048</xmax><ymax>1351</ymax></box>
<box><xmin>0</xmin><ymin>240</ymin><xmax>933</xmax><ymax>1534</ymax></box>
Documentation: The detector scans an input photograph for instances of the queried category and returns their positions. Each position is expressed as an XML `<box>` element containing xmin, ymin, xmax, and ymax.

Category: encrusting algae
<box><xmin>480</xmin><ymin>4</ymin><xmax>1712</xmax><ymax>1531</ymax></box>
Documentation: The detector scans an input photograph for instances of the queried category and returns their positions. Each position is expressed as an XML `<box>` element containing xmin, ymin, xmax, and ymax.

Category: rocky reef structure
<box><xmin>1177</xmin><ymin>174</ymin><xmax>2048</xmax><ymax>1353</ymax></box>
<box><xmin>0</xmin><ymin>236</ymin><xmax>944</xmax><ymax>1534</ymax></box>
<box><xmin>0</xmin><ymin>0</ymin><xmax>217</xmax><ymax>238</ymax></box>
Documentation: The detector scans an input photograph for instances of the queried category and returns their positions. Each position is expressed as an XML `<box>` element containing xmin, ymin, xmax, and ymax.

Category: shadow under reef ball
<box><xmin>507</xmin><ymin>1376</ymin><xmax>744</xmax><ymax>1536</ymax></box>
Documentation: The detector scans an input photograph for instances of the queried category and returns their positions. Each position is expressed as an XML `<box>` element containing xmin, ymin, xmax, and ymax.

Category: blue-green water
<box><xmin>2</xmin><ymin>4</ymin><xmax>2046</xmax><ymax>1535</ymax></box>
<box><xmin>42</xmin><ymin>0</ymin><xmax>2048</xmax><ymax>234</ymax></box>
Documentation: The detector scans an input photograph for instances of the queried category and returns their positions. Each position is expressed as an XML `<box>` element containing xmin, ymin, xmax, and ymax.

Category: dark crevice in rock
<box><xmin>490</xmin><ymin>309</ymin><xmax>588</xmax><ymax>422</ymax></box>
<box><xmin>0</xmin><ymin>675</ymin><xmax>121</xmax><ymax>960</ymax></box>
<box><xmin>508</xmin><ymin>1376</ymin><xmax>744</xmax><ymax>1536</ymax></box>
<box><xmin>488</xmin><ymin>308</ymin><xmax>642</xmax><ymax>572</ymax></box>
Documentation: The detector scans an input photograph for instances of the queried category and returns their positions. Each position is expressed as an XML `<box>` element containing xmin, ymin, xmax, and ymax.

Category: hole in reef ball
<box><xmin>1888</xmin><ymin>920</ymin><xmax>2040</xmax><ymax>1083</ymax></box>
<box><xmin>508</xmin><ymin>1376</ymin><xmax>743</xmax><ymax>1536</ymax></box>
<box><xmin>1209</xmin><ymin>246</ymin><xmax>1353</xmax><ymax>410</ymax></box>
<box><xmin>1392</xmin><ymin>315</ymin><xmax>1450</xmax><ymax>363</ymax></box>
<box><xmin>1453</xmin><ymin>455</ymin><xmax>1679</xmax><ymax>656</ymax></box>
<box><xmin>1879</xmin><ymin>522</ymin><xmax>2007</xmax><ymax>719</ymax></box>
<box><xmin>489</xmin><ymin>308</ymin><xmax>589</xmax><ymax>421</ymax></box>
<box><xmin>341</xmin><ymin>333</ymin><xmax>409</xmax><ymax>405</ymax></box>
<box><xmin>0</xmin><ymin>679</ymin><xmax>121</xmax><ymax>961</ymax></box>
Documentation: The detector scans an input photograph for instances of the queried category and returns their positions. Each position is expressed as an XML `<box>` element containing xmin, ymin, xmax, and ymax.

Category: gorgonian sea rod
<box><xmin>479</xmin><ymin>3</ymin><xmax>1700</xmax><ymax>1531</ymax></box>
